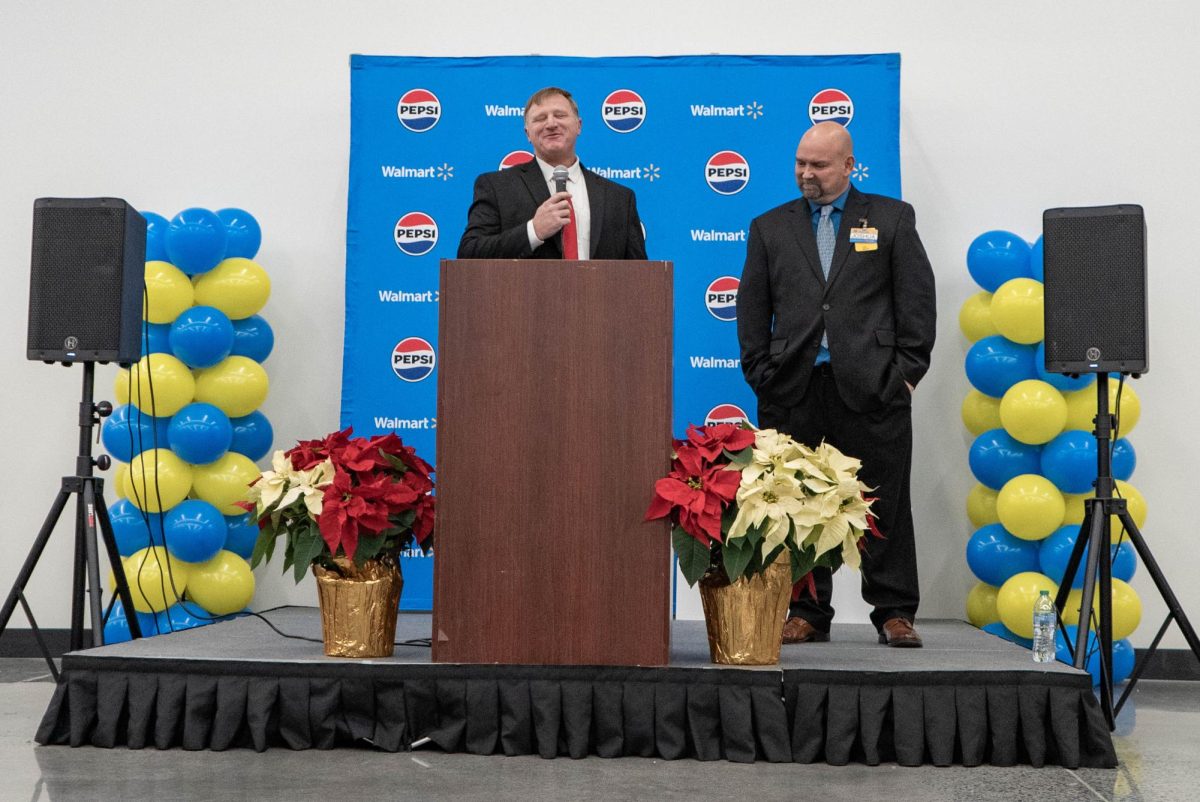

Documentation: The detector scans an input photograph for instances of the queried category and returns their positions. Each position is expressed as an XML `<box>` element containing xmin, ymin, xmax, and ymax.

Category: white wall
<box><xmin>2</xmin><ymin>1</ymin><xmax>1197</xmax><ymax>647</ymax></box>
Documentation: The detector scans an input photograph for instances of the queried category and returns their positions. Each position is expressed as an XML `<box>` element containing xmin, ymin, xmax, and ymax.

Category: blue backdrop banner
<box><xmin>343</xmin><ymin>53</ymin><xmax>902</xmax><ymax>609</ymax></box>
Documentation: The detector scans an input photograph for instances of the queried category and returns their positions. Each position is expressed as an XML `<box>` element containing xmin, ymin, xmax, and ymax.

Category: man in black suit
<box><xmin>736</xmin><ymin>122</ymin><xmax>936</xmax><ymax>648</ymax></box>
<box><xmin>457</xmin><ymin>87</ymin><xmax>646</xmax><ymax>260</ymax></box>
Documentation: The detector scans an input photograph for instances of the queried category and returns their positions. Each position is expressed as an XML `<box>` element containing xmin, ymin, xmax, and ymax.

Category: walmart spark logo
<box><xmin>642</xmin><ymin>163</ymin><xmax>662</xmax><ymax>182</ymax></box>
<box><xmin>436</xmin><ymin>163</ymin><xmax>454</xmax><ymax>181</ymax></box>
<box><xmin>851</xmin><ymin>162</ymin><xmax>869</xmax><ymax>182</ymax></box>
<box><xmin>745</xmin><ymin>101</ymin><xmax>764</xmax><ymax>120</ymax></box>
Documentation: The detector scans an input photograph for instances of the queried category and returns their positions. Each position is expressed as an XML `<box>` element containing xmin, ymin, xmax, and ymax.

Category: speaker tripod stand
<box><xmin>0</xmin><ymin>362</ymin><xmax>142</xmax><ymax>681</ymax></box>
<box><xmin>1054</xmin><ymin>373</ymin><xmax>1200</xmax><ymax>729</ymax></box>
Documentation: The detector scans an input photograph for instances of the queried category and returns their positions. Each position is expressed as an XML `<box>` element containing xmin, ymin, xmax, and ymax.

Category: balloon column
<box><xmin>960</xmin><ymin>229</ymin><xmax>1143</xmax><ymax>684</ymax></box>
<box><xmin>101</xmin><ymin>207</ymin><xmax>273</xmax><ymax>642</ymax></box>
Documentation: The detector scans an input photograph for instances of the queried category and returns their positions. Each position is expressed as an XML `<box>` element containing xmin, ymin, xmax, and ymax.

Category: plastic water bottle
<box><xmin>1032</xmin><ymin>590</ymin><xmax>1057</xmax><ymax>663</ymax></box>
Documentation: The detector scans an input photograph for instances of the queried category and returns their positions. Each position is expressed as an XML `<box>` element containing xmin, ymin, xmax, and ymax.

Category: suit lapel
<box><xmin>785</xmin><ymin>199</ymin><xmax>826</xmax><ymax>287</ymax></box>
<box><xmin>518</xmin><ymin>160</ymin><xmax>557</xmax><ymax>255</ymax></box>
<box><xmin>826</xmin><ymin>187</ymin><xmax>869</xmax><ymax>291</ymax></box>
<box><xmin>581</xmin><ymin>163</ymin><xmax>604</xmax><ymax>253</ymax></box>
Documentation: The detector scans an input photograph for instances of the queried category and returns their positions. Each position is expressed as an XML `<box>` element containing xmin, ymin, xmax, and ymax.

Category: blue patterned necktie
<box><xmin>816</xmin><ymin>204</ymin><xmax>835</xmax><ymax>278</ymax></box>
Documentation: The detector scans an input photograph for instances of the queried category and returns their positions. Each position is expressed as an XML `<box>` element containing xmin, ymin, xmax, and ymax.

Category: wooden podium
<box><xmin>432</xmin><ymin>260</ymin><xmax>672</xmax><ymax>666</ymax></box>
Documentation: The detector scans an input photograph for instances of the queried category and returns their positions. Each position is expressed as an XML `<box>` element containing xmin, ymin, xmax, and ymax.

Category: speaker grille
<box><xmin>1043</xmin><ymin>205</ymin><xmax>1147</xmax><ymax>374</ymax></box>
<box><xmin>27</xmin><ymin>198</ymin><xmax>145</xmax><ymax>364</ymax></box>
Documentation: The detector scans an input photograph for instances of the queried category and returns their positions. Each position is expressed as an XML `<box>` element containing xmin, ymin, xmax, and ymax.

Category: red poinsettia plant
<box><xmin>646</xmin><ymin>422</ymin><xmax>879</xmax><ymax>590</ymax></box>
<box><xmin>245</xmin><ymin>428</ymin><xmax>435</xmax><ymax>582</ymax></box>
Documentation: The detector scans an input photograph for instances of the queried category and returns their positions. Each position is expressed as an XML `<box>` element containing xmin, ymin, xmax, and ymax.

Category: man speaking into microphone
<box><xmin>457</xmin><ymin>87</ymin><xmax>647</xmax><ymax>260</ymax></box>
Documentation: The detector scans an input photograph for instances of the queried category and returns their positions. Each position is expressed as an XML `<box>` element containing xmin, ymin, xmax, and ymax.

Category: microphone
<box><xmin>552</xmin><ymin>165</ymin><xmax>569</xmax><ymax>195</ymax></box>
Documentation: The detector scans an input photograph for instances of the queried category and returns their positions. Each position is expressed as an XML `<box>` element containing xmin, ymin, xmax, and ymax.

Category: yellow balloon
<box><xmin>966</xmin><ymin>581</ymin><xmax>1000</xmax><ymax>627</ymax></box>
<box><xmin>1113</xmin><ymin>480</ymin><xmax>1147</xmax><ymax>539</ymax></box>
<box><xmin>997</xmin><ymin>571</ymin><xmax>1058</xmax><ymax>639</ymax></box>
<box><xmin>967</xmin><ymin>484</ymin><xmax>1001</xmax><ymax>528</ymax></box>
<box><xmin>191</xmin><ymin>452</ymin><xmax>262</xmax><ymax>515</ymax></box>
<box><xmin>1063</xmin><ymin>492</ymin><xmax>1089</xmax><ymax>525</ymax></box>
<box><xmin>126</xmin><ymin>449</ymin><xmax>193</xmax><ymax>512</ymax></box>
<box><xmin>112</xmin><ymin>463</ymin><xmax>129</xmax><ymax>500</ymax></box>
<box><xmin>114</xmin><ymin>368</ymin><xmax>131</xmax><ymax>405</ymax></box>
<box><xmin>1064</xmin><ymin>381</ymin><xmax>1141</xmax><ymax>436</ymax></box>
<box><xmin>144</xmin><ymin>261</ymin><xmax>195</xmax><ymax>324</ymax></box>
<box><xmin>1063</xmin><ymin>579</ymin><xmax>1142</xmax><ymax>640</ymax></box>
<box><xmin>962</xmin><ymin>390</ymin><xmax>1002</xmax><ymax>436</ymax></box>
<box><xmin>999</xmin><ymin>379</ymin><xmax>1067</xmax><ymax>445</ymax></box>
<box><xmin>990</xmin><ymin>277</ymin><xmax>1044</xmax><ymax>344</ymax></box>
<box><xmin>1061</xmin><ymin>482</ymin><xmax>1145</xmax><ymax>543</ymax></box>
<box><xmin>186</xmin><ymin>551</ymin><xmax>255</xmax><ymax>615</ymax></box>
<box><xmin>128</xmin><ymin>353</ymin><xmax>195</xmax><ymax>417</ymax></box>
<box><xmin>997</xmin><ymin>474</ymin><xmax>1065</xmax><ymax>541</ymax></box>
<box><xmin>194</xmin><ymin>356</ymin><xmax>269</xmax><ymax>418</ymax></box>
<box><xmin>193</xmin><ymin>257</ymin><xmax>271</xmax><ymax>320</ymax></box>
<box><xmin>120</xmin><ymin>546</ymin><xmax>191</xmax><ymax>613</ymax></box>
<box><xmin>958</xmin><ymin>291</ymin><xmax>998</xmax><ymax>342</ymax></box>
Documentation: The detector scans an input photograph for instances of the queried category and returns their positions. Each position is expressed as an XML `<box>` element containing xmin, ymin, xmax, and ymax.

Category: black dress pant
<box><xmin>757</xmin><ymin>364</ymin><xmax>919</xmax><ymax>632</ymax></box>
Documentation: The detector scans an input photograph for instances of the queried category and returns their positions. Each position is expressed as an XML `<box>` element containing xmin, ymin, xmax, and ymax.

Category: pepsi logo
<box><xmin>394</xmin><ymin>212</ymin><xmax>438</xmax><ymax>256</ymax></box>
<box><xmin>396</xmin><ymin>88</ymin><xmax>441</xmax><ymax>133</ymax></box>
<box><xmin>391</xmin><ymin>337</ymin><xmax>436</xmax><ymax>382</ymax></box>
<box><xmin>499</xmin><ymin>150</ymin><xmax>534</xmax><ymax>170</ymax></box>
<box><xmin>808</xmin><ymin>88</ymin><xmax>854</xmax><ymax>127</ymax></box>
<box><xmin>705</xmin><ymin>404</ymin><xmax>748</xmax><ymax>426</ymax></box>
<box><xmin>705</xmin><ymin>151</ymin><xmax>750</xmax><ymax>195</ymax></box>
<box><xmin>705</xmin><ymin>276</ymin><xmax>740</xmax><ymax>321</ymax></box>
<box><xmin>601</xmin><ymin>89</ymin><xmax>646</xmax><ymax>133</ymax></box>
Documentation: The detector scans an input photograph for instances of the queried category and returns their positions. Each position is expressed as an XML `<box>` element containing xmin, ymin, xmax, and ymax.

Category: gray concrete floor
<box><xmin>1</xmin><ymin>658</ymin><xmax>1197</xmax><ymax>801</ymax></box>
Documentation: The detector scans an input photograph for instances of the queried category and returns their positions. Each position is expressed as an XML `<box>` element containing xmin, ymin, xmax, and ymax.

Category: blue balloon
<box><xmin>1041</xmin><ymin>430</ymin><xmax>1097</xmax><ymax>494</ymax></box>
<box><xmin>982</xmin><ymin>621</ymin><xmax>1033</xmax><ymax>649</ymax></box>
<box><xmin>102</xmin><ymin>599</ymin><xmax>161</xmax><ymax>643</ymax></box>
<box><xmin>1034</xmin><ymin>342</ymin><xmax>1095</xmax><ymax>392</ymax></box>
<box><xmin>162</xmin><ymin>499</ymin><xmax>228</xmax><ymax>563</ymax></box>
<box><xmin>168</xmin><ymin>402</ymin><xmax>233</xmax><ymax>464</ymax></box>
<box><xmin>142</xmin><ymin>211</ymin><xmax>171</xmax><ymax>262</ymax></box>
<box><xmin>1055</xmin><ymin>627</ymin><xmax>1135</xmax><ymax>686</ymax></box>
<box><xmin>967</xmin><ymin>523</ymin><xmax>1042</xmax><ymax>586</ymax></box>
<box><xmin>155</xmin><ymin>600</ymin><xmax>213</xmax><ymax>632</ymax></box>
<box><xmin>108</xmin><ymin>498</ymin><xmax>165</xmax><ymax>556</ymax></box>
<box><xmin>230</xmin><ymin>314</ymin><xmax>274</xmax><ymax>362</ymax></box>
<box><xmin>1029</xmin><ymin>235</ymin><xmax>1044</xmax><ymax>282</ymax></box>
<box><xmin>1112</xmin><ymin>438</ymin><xmax>1136</xmax><ymax>481</ymax></box>
<box><xmin>967</xmin><ymin>230</ymin><xmax>1033</xmax><ymax>292</ymax></box>
<box><xmin>229</xmin><ymin>411</ymin><xmax>274</xmax><ymax>461</ymax></box>
<box><xmin>138</xmin><ymin>322</ymin><xmax>172</xmax><ymax>357</ymax></box>
<box><xmin>965</xmin><ymin>335</ymin><xmax>1038</xmax><ymax>398</ymax></box>
<box><xmin>223</xmin><ymin>513</ymin><xmax>260</xmax><ymax>559</ymax></box>
<box><xmin>169</xmin><ymin>305</ymin><xmax>235</xmax><ymax>368</ymax></box>
<box><xmin>968</xmin><ymin>428</ymin><xmax>1043</xmax><ymax>490</ymax></box>
<box><xmin>101</xmin><ymin>404</ymin><xmax>171</xmax><ymax>463</ymax></box>
<box><xmin>165</xmin><ymin>207</ymin><xmax>228</xmax><ymax>275</ymax></box>
<box><xmin>216</xmin><ymin>208</ymin><xmax>262</xmax><ymax>259</ymax></box>
<box><xmin>1039</xmin><ymin>525</ymin><xmax>1138</xmax><ymax>588</ymax></box>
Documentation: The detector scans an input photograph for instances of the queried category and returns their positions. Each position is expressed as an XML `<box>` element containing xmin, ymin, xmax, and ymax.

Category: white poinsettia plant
<box><xmin>647</xmin><ymin>423</ymin><xmax>879</xmax><ymax>588</ymax></box>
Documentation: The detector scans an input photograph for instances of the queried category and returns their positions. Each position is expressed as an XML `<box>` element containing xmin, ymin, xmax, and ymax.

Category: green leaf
<box><xmin>672</xmin><ymin>526</ymin><xmax>712</xmax><ymax>587</ymax></box>
<box><xmin>745</xmin><ymin>520</ymin><xmax>765</xmax><ymax>547</ymax></box>
<box><xmin>291</xmin><ymin>524</ymin><xmax>326</xmax><ymax>584</ymax></box>
<box><xmin>354</xmin><ymin>530</ymin><xmax>387</xmax><ymax>564</ymax></box>
<box><xmin>249</xmin><ymin>526</ymin><xmax>273</xmax><ymax>569</ymax></box>
<box><xmin>721</xmin><ymin>536</ymin><xmax>753</xmax><ymax>583</ymax></box>
<box><xmin>382</xmin><ymin>452</ymin><xmax>410</xmax><ymax>474</ymax></box>
<box><xmin>791</xmin><ymin>543</ymin><xmax>818</xmax><ymax>584</ymax></box>
<box><xmin>724</xmin><ymin>446</ymin><xmax>753</xmax><ymax>468</ymax></box>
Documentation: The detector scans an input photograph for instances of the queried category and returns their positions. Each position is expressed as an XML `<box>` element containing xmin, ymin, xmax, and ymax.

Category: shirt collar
<box><xmin>535</xmin><ymin>155</ymin><xmax>583</xmax><ymax>185</ymax></box>
<box><xmin>811</xmin><ymin>185</ymin><xmax>851</xmax><ymax>217</ymax></box>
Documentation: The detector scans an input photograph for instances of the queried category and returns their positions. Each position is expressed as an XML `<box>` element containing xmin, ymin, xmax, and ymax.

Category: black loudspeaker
<box><xmin>27</xmin><ymin>198</ymin><xmax>146</xmax><ymax>365</ymax></box>
<box><xmin>1042</xmin><ymin>204</ymin><xmax>1147</xmax><ymax>374</ymax></box>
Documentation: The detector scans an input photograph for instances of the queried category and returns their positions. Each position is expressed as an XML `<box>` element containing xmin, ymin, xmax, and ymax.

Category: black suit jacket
<box><xmin>736</xmin><ymin>186</ymin><xmax>936</xmax><ymax>413</ymax></box>
<box><xmin>457</xmin><ymin>159</ymin><xmax>647</xmax><ymax>260</ymax></box>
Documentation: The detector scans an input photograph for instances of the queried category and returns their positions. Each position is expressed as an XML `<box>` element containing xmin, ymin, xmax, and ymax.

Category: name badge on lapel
<box><xmin>850</xmin><ymin>225</ymin><xmax>878</xmax><ymax>252</ymax></box>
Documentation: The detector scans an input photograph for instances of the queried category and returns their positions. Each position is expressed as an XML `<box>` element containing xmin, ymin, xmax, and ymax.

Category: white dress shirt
<box><xmin>526</xmin><ymin>156</ymin><xmax>591</xmax><ymax>259</ymax></box>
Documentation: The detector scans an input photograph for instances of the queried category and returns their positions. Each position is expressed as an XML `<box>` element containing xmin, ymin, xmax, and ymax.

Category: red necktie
<box><xmin>562</xmin><ymin>196</ymin><xmax>578</xmax><ymax>260</ymax></box>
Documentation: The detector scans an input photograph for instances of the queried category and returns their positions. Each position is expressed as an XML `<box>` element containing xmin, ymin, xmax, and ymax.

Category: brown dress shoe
<box><xmin>879</xmin><ymin>617</ymin><xmax>923</xmax><ymax>648</ymax></box>
<box><xmin>782</xmin><ymin>616</ymin><xmax>830</xmax><ymax>644</ymax></box>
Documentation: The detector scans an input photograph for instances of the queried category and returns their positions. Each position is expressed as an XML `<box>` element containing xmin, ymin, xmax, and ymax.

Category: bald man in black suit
<box><xmin>736</xmin><ymin>122</ymin><xmax>936</xmax><ymax>648</ymax></box>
